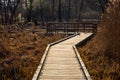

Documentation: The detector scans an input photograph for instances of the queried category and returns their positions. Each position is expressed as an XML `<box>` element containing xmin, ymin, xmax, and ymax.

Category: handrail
<box><xmin>46</xmin><ymin>22</ymin><xmax>98</xmax><ymax>35</ymax></box>
<box><xmin>47</xmin><ymin>21</ymin><xmax>100</xmax><ymax>24</ymax></box>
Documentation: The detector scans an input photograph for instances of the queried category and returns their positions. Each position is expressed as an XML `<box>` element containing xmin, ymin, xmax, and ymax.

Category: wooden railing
<box><xmin>46</xmin><ymin>22</ymin><xmax>98</xmax><ymax>35</ymax></box>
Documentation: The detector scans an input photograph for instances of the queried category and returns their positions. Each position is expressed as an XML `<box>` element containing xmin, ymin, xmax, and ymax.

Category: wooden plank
<box><xmin>41</xmin><ymin>70</ymin><xmax>84</xmax><ymax>75</ymax></box>
<box><xmin>45</xmin><ymin>60</ymin><xmax>78</xmax><ymax>64</ymax></box>
<box><xmin>48</xmin><ymin>52</ymin><xmax>75</xmax><ymax>56</ymax></box>
<box><xmin>33</xmin><ymin>33</ymin><xmax>93</xmax><ymax>80</ymax></box>
<box><xmin>46</xmin><ymin>57</ymin><xmax>77</xmax><ymax>61</ymax></box>
<box><xmin>40</xmin><ymin>79</ymin><xmax>86</xmax><ymax>80</ymax></box>
<box><xmin>41</xmin><ymin>69</ymin><xmax>83</xmax><ymax>73</ymax></box>
<box><xmin>43</xmin><ymin>64</ymin><xmax>80</xmax><ymax>68</ymax></box>
<box><xmin>39</xmin><ymin>76</ymin><xmax>85</xmax><ymax>79</ymax></box>
<box><xmin>40</xmin><ymin>74</ymin><xmax>84</xmax><ymax>77</ymax></box>
<box><xmin>32</xmin><ymin>34</ymin><xmax>80</xmax><ymax>80</ymax></box>
<box><xmin>51</xmin><ymin>46</ymin><xmax>72</xmax><ymax>49</ymax></box>
<box><xmin>49</xmin><ymin>49</ymin><xmax>74</xmax><ymax>52</ymax></box>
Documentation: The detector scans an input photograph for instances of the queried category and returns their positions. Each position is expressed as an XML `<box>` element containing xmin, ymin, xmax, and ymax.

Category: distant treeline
<box><xmin>0</xmin><ymin>0</ymin><xmax>108</xmax><ymax>25</ymax></box>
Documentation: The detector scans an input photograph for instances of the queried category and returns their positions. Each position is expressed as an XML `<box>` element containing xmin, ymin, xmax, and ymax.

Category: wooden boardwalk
<box><xmin>33</xmin><ymin>33</ymin><xmax>93</xmax><ymax>80</ymax></box>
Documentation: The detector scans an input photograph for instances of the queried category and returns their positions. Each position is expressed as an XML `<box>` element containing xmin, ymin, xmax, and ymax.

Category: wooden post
<box><xmin>92</xmin><ymin>24</ymin><xmax>94</xmax><ymax>33</ymax></box>
<box><xmin>65</xmin><ymin>23</ymin><xmax>66</xmax><ymax>34</ymax></box>
<box><xmin>74</xmin><ymin>24</ymin><xmax>75</xmax><ymax>34</ymax></box>
<box><xmin>77</xmin><ymin>23</ymin><xmax>79</xmax><ymax>33</ymax></box>
<box><xmin>84</xmin><ymin>24</ymin><xmax>85</xmax><ymax>33</ymax></box>
<box><xmin>92</xmin><ymin>24</ymin><xmax>97</xmax><ymax>34</ymax></box>
<box><xmin>67</xmin><ymin>24</ymin><xmax>68</xmax><ymax>35</ymax></box>
<box><xmin>46</xmin><ymin>23</ymin><xmax>48</xmax><ymax>35</ymax></box>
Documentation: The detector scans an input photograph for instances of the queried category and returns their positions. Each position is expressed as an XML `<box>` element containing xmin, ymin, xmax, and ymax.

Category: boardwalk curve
<box><xmin>33</xmin><ymin>33</ymin><xmax>93</xmax><ymax>80</ymax></box>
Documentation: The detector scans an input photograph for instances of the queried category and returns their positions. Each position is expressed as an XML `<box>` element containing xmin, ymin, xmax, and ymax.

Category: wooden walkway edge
<box><xmin>32</xmin><ymin>33</ymin><xmax>93</xmax><ymax>80</ymax></box>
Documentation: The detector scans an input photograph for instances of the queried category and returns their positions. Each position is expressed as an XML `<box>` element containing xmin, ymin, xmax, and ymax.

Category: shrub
<box><xmin>78</xmin><ymin>1</ymin><xmax>120</xmax><ymax>80</ymax></box>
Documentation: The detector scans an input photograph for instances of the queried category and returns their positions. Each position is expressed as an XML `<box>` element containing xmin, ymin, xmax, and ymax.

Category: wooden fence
<box><xmin>46</xmin><ymin>22</ymin><xmax>98</xmax><ymax>35</ymax></box>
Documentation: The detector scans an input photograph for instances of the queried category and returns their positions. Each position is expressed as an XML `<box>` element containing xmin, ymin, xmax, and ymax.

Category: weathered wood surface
<box><xmin>37</xmin><ymin>33</ymin><xmax>92</xmax><ymax>80</ymax></box>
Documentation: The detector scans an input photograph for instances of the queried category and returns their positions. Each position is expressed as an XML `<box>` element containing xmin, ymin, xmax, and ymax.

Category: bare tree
<box><xmin>10</xmin><ymin>0</ymin><xmax>20</xmax><ymax>23</ymax></box>
<box><xmin>0</xmin><ymin>0</ymin><xmax>2</xmax><ymax>24</ymax></box>
<box><xmin>68</xmin><ymin>0</ymin><xmax>71</xmax><ymax>21</ymax></box>
<box><xmin>25</xmin><ymin>0</ymin><xmax>33</xmax><ymax>22</ymax></box>
<box><xmin>39</xmin><ymin>0</ymin><xmax>44</xmax><ymax>25</ymax></box>
<box><xmin>98</xmin><ymin>0</ymin><xmax>110</xmax><ymax>13</ymax></box>
<box><xmin>78</xmin><ymin>0</ymin><xmax>84</xmax><ymax>21</ymax></box>
<box><xmin>52</xmin><ymin>0</ymin><xmax>55</xmax><ymax>21</ymax></box>
<box><xmin>58</xmin><ymin>0</ymin><xmax>61</xmax><ymax>22</ymax></box>
<box><xmin>1</xmin><ymin>0</ymin><xmax>20</xmax><ymax>24</ymax></box>
<box><xmin>98</xmin><ymin>0</ymin><xmax>105</xmax><ymax>12</ymax></box>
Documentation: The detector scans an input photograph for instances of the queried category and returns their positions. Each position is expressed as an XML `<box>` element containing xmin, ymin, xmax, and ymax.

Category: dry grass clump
<box><xmin>78</xmin><ymin>1</ymin><xmax>120</xmax><ymax>80</ymax></box>
<box><xmin>0</xmin><ymin>25</ymin><xmax>64</xmax><ymax>80</ymax></box>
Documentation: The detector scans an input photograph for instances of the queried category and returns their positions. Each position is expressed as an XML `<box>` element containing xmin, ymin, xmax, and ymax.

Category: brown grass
<box><xmin>0</xmin><ymin>25</ymin><xmax>64</xmax><ymax>80</ymax></box>
<box><xmin>78</xmin><ymin>1</ymin><xmax>120</xmax><ymax>80</ymax></box>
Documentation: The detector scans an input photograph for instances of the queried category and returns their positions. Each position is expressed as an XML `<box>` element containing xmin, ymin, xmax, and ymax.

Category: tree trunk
<box><xmin>58</xmin><ymin>0</ymin><xmax>61</xmax><ymax>22</ymax></box>
<box><xmin>98</xmin><ymin>0</ymin><xmax>105</xmax><ymax>13</ymax></box>
<box><xmin>68</xmin><ymin>0</ymin><xmax>71</xmax><ymax>21</ymax></box>
<box><xmin>39</xmin><ymin>0</ymin><xmax>44</xmax><ymax>25</ymax></box>
<box><xmin>0</xmin><ymin>0</ymin><xmax>2</xmax><ymax>24</ymax></box>
<box><xmin>78</xmin><ymin>0</ymin><xmax>84</xmax><ymax>21</ymax></box>
<box><xmin>52</xmin><ymin>0</ymin><xmax>55</xmax><ymax>21</ymax></box>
